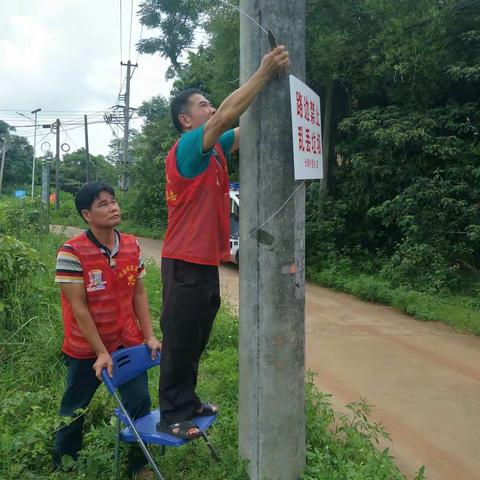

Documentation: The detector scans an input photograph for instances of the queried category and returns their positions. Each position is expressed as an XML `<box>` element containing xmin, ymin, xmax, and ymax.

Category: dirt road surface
<box><xmin>54</xmin><ymin>226</ymin><xmax>480</xmax><ymax>480</ymax></box>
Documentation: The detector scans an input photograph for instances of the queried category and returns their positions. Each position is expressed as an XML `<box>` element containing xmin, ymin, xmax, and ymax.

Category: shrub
<box><xmin>0</xmin><ymin>198</ymin><xmax>42</xmax><ymax>238</ymax></box>
<box><xmin>0</xmin><ymin>234</ymin><xmax>46</xmax><ymax>329</ymax></box>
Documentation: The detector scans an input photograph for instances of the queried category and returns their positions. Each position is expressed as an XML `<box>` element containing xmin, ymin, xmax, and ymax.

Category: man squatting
<box><xmin>53</xmin><ymin>182</ymin><xmax>161</xmax><ymax>478</ymax></box>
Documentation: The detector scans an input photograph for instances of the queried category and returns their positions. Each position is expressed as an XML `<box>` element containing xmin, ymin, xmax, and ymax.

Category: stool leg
<box><xmin>201</xmin><ymin>432</ymin><xmax>220</xmax><ymax>462</ymax></box>
<box><xmin>114</xmin><ymin>417</ymin><xmax>121</xmax><ymax>480</ymax></box>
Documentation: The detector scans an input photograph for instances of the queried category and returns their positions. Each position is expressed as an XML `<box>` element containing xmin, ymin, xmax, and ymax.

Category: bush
<box><xmin>0</xmin><ymin>198</ymin><xmax>42</xmax><ymax>238</ymax></box>
<box><xmin>0</xmin><ymin>234</ymin><xmax>46</xmax><ymax>329</ymax></box>
<box><xmin>381</xmin><ymin>242</ymin><xmax>460</xmax><ymax>293</ymax></box>
<box><xmin>49</xmin><ymin>192</ymin><xmax>84</xmax><ymax>228</ymax></box>
<box><xmin>303</xmin><ymin>372</ymin><xmax>427</xmax><ymax>480</ymax></box>
<box><xmin>0</xmin><ymin>232</ymin><xmax>420</xmax><ymax>480</ymax></box>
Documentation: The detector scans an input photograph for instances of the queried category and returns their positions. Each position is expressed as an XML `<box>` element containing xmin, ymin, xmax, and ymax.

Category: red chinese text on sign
<box><xmin>289</xmin><ymin>75</ymin><xmax>323</xmax><ymax>179</ymax></box>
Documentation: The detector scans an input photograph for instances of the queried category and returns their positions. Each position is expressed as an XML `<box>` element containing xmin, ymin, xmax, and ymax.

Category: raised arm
<box><xmin>202</xmin><ymin>46</ymin><xmax>289</xmax><ymax>152</ymax></box>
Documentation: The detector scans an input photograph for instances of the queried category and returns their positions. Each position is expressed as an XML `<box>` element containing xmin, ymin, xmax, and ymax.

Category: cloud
<box><xmin>0</xmin><ymin>0</ymin><xmax>173</xmax><ymax>155</ymax></box>
<box><xmin>0</xmin><ymin>16</ymin><xmax>55</xmax><ymax>74</ymax></box>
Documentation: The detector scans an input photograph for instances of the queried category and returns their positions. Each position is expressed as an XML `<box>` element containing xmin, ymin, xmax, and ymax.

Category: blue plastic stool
<box><xmin>102</xmin><ymin>345</ymin><xmax>218</xmax><ymax>480</ymax></box>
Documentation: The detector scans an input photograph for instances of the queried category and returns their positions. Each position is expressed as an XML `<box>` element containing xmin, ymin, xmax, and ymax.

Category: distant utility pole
<box><xmin>239</xmin><ymin>1</ymin><xmax>306</xmax><ymax>480</ymax></box>
<box><xmin>0</xmin><ymin>137</ymin><xmax>7</xmax><ymax>196</ymax></box>
<box><xmin>84</xmin><ymin>114</ymin><xmax>90</xmax><ymax>183</ymax></box>
<box><xmin>55</xmin><ymin>119</ymin><xmax>60</xmax><ymax>209</ymax></box>
<box><xmin>41</xmin><ymin>153</ymin><xmax>52</xmax><ymax>234</ymax></box>
<box><xmin>120</xmin><ymin>60</ymin><xmax>137</xmax><ymax>190</ymax></box>
<box><xmin>31</xmin><ymin>107</ymin><xmax>41</xmax><ymax>198</ymax></box>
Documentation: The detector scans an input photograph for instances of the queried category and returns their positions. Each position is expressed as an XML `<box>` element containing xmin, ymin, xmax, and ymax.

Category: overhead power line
<box><xmin>129</xmin><ymin>0</ymin><xmax>134</xmax><ymax>60</ymax></box>
<box><xmin>119</xmin><ymin>0</ymin><xmax>123</xmax><ymax>61</ymax></box>
<box><xmin>136</xmin><ymin>23</ymin><xmax>144</xmax><ymax>64</ymax></box>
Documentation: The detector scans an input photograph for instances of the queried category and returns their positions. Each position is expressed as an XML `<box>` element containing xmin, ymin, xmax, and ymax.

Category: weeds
<box><xmin>0</xmin><ymin>200</ymin><xmax>423</xmax><ymax>479</ymax></box>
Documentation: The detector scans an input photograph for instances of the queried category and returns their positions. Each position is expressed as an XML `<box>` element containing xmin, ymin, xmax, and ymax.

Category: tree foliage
<box><xmin>59</xmin><ymin>149</ymin><xmax>117</xmax><ymax>194</ymax></box>
<box><xmin>131</xmin><ymin>0</ymin><xmax>480</xmax><ymax>292</ymax></box>
<box><xmin>0</xmin><ymin>122</ymin><xmax>34</xmax><ymax>189</ymax></box>
<box><xmin>123</xmin><ymin>96</ymin><xmax>176</xmax><ymax>229</ymax></box>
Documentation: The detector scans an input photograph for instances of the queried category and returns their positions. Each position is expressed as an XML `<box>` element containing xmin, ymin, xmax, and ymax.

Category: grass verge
<box><xmin>307</xmin><ymin>265</ymin><xmax>480</xmax><ymax>336</ymax></box>
<box><xmin>0</xmin><ymin>231</ymin><xmax>425</xmax><ymax>479</ymax></box>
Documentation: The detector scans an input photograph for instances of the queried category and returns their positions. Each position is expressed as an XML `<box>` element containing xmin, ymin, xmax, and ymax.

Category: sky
<box><xmin>0</xmin><ymin>0</ymin><xmax>174</xmax><ymax>157</ymax></box>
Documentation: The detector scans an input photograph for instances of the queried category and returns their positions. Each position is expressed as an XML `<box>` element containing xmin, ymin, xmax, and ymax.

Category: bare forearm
<box><xmin>215</xmin><ymin>70</ymin><xmax>269</xmax><ymax>126</ymax></box>
<box><xmin>72</xmin><ymin>304</ymin><xmax>108</xmax><ymax>355</ymax></box>
<box><xmin>202</xmin><ymin>47</ymin><xmax>288</xmax><ymax>151</ymax></box>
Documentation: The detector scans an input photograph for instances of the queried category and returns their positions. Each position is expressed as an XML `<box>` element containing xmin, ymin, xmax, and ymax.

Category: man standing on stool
<box><xmin>158</xmin><ymin>46</ymin><xmax>289</xmax><ymax>439</ymax></box>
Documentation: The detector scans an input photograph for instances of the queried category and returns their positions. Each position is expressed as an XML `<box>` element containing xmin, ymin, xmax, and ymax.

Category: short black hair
<box><xmin>170</xmin><ymin>88</ymin><xmax>203</xmax><ymax>133</ymax></box>
<box><xmin>75</xmin><ymin>182</ymin><xmax>115</xmax><ymax>222</ymax></box>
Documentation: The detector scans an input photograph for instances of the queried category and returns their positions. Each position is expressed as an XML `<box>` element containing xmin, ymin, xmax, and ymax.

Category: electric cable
<box><xmin>119</xmin><ymin>0</ymin><xmax>124</xmax><ymax>96</ymax></box>
<box><xmin>60</xmin><ymin>122</ymin><xmax>78</xmax><ymax>150</ymax></box>
<box><xmin>135</xmin><ymin>23</ymin><xmax>144</xmax><ymax>65</ymax></box>
<box><xmin>128</xmin><ymin>0</ymin><xmax>134</xmax><ymax>60</ymax></box>
<box><xmin>247</xmin><ymin>180</ymin><xmax>316</xmax><ymax>239</ymax></box>
<box><xmin>119</xmin><ymin>0</ymin><xmax>123</xmax><ymax>61</ymax></box>
<box><xmin>215</xmin><ymin>0</ymin><xmax>299</xmax><ymax>77</ymax></box>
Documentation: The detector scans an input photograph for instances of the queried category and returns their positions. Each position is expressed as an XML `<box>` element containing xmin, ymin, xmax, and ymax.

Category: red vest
<box><xmin>60</xmin><ymin>232</ymin><xmax>144</xmax><ymax>359</ymax></box>
<box><xmin>162</xmin><ymin>141</ymin><xmax>230</xmax><ymax>266</ymax></box>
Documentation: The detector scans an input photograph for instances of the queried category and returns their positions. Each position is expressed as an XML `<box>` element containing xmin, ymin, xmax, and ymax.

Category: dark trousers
<box><xmin>159</xmin><ymin>258</ymin><xmax>220</xmax><ymax>425</ymax></box>
<box><xmin>53</xmin><ymin>354</ymin><xmax>151</xmax><ymax>472</ymax></box>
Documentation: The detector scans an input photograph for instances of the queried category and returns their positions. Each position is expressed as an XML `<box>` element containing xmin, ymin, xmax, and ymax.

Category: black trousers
<box><xmin>159</xmin><ymin>258</ymin><xmax>220</xmax><ymax>425</ymax></box>
<box><xmin>53</xmin><ymin>353</ymin><xmax>151</xmax><ymax>472</ymax></box>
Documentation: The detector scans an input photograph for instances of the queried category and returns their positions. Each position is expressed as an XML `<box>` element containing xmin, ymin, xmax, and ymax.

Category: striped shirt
<box><xmin>55</xmin><ymin>230</ymin><xmax>145</xmax><ymax>284</ymax></box>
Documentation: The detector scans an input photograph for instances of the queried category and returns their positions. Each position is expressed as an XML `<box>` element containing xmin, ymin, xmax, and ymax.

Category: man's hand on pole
<box><xmin>258</xmin><ymin>46</ymin><xmax>289</xmax><ymax>79</ymax></box>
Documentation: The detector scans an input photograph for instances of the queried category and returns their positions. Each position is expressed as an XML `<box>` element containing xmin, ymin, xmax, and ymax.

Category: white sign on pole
<box><xmin>289</xmin><ymin>75</ymin><xmax>323</xmax><ymax>180</ymax></box>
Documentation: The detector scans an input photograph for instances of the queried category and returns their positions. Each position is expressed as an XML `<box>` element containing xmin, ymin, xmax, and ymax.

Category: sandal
<box><xmin>156</xmin><ymin>420</ymin><xmax>202</xmax><ymax>440</ymax></box>
<box><xmin>194</xmin><ymin>402</ymin><xmax>219</xmax><ymax>417</ymax></box>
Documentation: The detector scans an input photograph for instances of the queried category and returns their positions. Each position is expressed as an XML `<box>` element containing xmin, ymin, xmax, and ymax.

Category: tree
<box><xmin>0</xmin><ymin>121</ymin><xmax>34</xmax><ymax>190</ymax></box>
<box><xmin>138</xmin><ymin>0</ymin><xmax>212</xmax><ymax>75</ymax></box>
<box><xmin>122</xmin><ymin>96</ymin><xmax>177</xmax><ymax>229</ymax></box>
<box><xmin>133</xmin><ymin>0</ymin><xmax>480</xmax><ymax>290</ymax></box>
<box><xmin>60</xmin><ymin>149</ymin><xmax>117</xmax><ymax>194</ymax></box>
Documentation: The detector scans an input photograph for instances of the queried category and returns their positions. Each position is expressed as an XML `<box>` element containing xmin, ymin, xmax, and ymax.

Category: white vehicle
<box><xmin>229</xmin><ymin>183</ymin><xmax>240</xmax><ymax>264</ymax></box>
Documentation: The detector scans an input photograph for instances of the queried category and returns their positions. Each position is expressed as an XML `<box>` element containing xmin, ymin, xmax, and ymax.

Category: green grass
<box><xmin>307</xmin><ymin>265</ymin><xmax>480</xmax><ymax>335</ymax></box>
<box><xmin>117</xmin><ymin>220</ymin><xmax>163</xmax><ymax>240</ymax></box>
<box><xmin>0</xmin><ymin>229</ymin><xmax>424</xmax><ymax>480</ymax></box>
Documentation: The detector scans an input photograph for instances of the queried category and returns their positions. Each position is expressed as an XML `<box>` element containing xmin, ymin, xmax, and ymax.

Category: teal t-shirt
<box><xmin>176</xmin><ymin>125</ymin><xmax>235</xmax><ymax>178</ymax></box>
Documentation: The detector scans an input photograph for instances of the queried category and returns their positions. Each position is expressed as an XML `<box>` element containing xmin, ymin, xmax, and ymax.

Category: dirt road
<box><xmin>54</xmin><ymin>226</ymin><xmax>480</xmax><ymax>479</ymax></box>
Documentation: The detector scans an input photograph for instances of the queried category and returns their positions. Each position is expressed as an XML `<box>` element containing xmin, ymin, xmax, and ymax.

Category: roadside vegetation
<box><xmin>49</xmin><ymin>192</ymin><xmax>163</xmax><ymax>239</ymax></box>
<box><xmin>0</xmin><ymin>199</ymin><xmax>425</xmax><ymax>479</ymax></box>
<box><xmin>2</xmin><ymin>1</ymin><xmax>478</xmax><ymax>335</ymax></box>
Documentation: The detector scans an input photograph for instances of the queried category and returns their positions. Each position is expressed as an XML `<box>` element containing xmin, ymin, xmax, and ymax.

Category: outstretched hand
<box><xmin>259</xmin><ymin>46</ymin><xmax>289</xmax><ymax>78</ymax></box>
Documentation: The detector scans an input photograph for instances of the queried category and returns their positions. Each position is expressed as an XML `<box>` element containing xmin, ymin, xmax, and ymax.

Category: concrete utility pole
<box><xmin>55</xmin><ymin>119</ymin><xmax>60</xmax><ymax>210</ymax></box>
<box><xmin>84</xmin><ymin>114</ymin><xmax>90</xmax><ymax>183</ymax></box>
<box><xmin>31</xmin><ymin>107</ymin><xmax>41</xmax><ymax>198</ymax></box>
<box><xmin>121</xmin><ymin>60</ymin><xmax>137</xmax><ymax>190</ymax></box>
<box><xmin>41</xmin><ymin>155</ymin><xmax>51</xmax><ymax>234</ymax></box>
<box><xmin>239</xmin><ymin>2</ymin><xmax>306</xmax><ymax>480</ymax></box>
